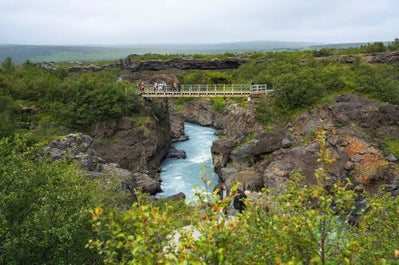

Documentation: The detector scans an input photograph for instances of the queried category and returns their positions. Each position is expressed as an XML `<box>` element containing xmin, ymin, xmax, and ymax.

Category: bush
<box><xmin>0</xmin><ymin>135</ymin><xmax>102</xmax><ymax>264</ymax></box>
<box><xmin>387</xmin><ymin>38</ymin><xmax>399</xmax><ymax>51</ymax></box>
<box><xmin>349</xmin><ymin>64</ymin><xmax>399</xmax><ymax>105</ymax></box>
<box><xmin>206</xmin><ymin>72</ymin><xmax>233</xmax><ymax>84</ymax></box>
<box><xmin>179</xmin><ymin>71</ymin><xmax>206</xmax><ymax>84</ymax></box>
<box><xmin>211</xmin><ymin>97</ymin><xmax>226</xmax><ymax>113</ymax></box>
<box><xmin>255</xmin><ymin>97</ymin><xmax>278</xmax><ymax>125</ymax></box>
<box><xmin>273</xmin><ymin>68</ymin><xmax>324</xmax><ymax>110</ymax></box>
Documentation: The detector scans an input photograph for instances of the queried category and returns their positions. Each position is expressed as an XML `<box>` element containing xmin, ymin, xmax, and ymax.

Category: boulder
<box><xmin>225</xmin><ymin>168</ymin><xmax>264</xmax><ymax>191</ymax></box>
<box><xmin>167</xmin><ymin>192</ymin><xmax>186</xmax><ymax>201</ymax></box>
<box><xmin>211</xmin><ymin>137</ymin><xmax>237</xmax><ymax>175</ymax></box>
<box><xmin>230</xmin><ymin>131</ymin><xmax>284</xmax><ymax>163</ymax></box>
<box><xmin>42</xmin><ymin>133</ymin><xmax>105</xmax><ymax>172</ymax></box>
<box><xmin>132</xmin><ymin>172</ymin><xmax>162</xmax><ymax>195</ymax></box>
<box><xmin>166</xmin><ymin>147</ymin><xmax>187</xmax><ymax>159</ymax></box>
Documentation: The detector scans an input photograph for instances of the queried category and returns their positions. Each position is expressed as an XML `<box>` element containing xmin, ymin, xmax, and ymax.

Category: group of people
<box><xmin>153</xmin><ymin>80</ymin><xmax>181</xmax><ymax>91</ymax></box>
<box><xmin>137</xmin><ymin>80</ymin><xmax>182</xmax><ymax>93</ymax></box>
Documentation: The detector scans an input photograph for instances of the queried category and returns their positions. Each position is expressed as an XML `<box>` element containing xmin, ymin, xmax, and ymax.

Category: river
<box><xmin>156</xmin><ymin>122</ymin><xmax>218</xmax><ymax>201</ymax></box>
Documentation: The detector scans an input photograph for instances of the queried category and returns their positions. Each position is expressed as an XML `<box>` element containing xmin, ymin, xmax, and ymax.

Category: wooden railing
<box><xmin>138</xmin><ymin>84</ymin><xmax>272</xmax><ymax>98</ymax></box>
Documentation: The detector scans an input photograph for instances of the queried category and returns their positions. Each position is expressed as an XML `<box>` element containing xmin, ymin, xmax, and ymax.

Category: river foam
<box><xmin>156</xmin><ymin>122</ymin><xmax>218</xmax><ymax>201</ymax></box>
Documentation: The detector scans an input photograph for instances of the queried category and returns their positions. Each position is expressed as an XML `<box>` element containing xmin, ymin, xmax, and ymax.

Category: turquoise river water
<box><xmin>156</xmin><ymin>122</ymin><xmax>218</xmax><ymax>201</ymax></box>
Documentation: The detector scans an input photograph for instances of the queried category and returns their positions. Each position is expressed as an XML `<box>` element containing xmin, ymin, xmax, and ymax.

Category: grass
<box><xmin>384</xmin><ymin>137</ymin><xmax>399</xmax><ymax>157</ymax></box>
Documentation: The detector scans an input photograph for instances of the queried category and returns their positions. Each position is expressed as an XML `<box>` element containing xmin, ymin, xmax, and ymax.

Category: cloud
<box><xmin>0</xmin><ymin>0</ymin><xmax>398</xmax><ymax>45</ymax></box>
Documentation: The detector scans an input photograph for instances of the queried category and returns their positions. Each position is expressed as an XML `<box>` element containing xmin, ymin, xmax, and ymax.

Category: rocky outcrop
<box><xmin>41</xmin><ymin>133</ymin><xmax>162</xmax><ymax>203</ymax></box>
<box><xmin>211</xmin><ymin>138</ymin><xmax>237</xmax><ymax>175</ymax></box>
<box><xmin>42</xmin><ymin>133</ymin><xmax>103</xmax><ymax>171</ymax></box>
<box><xmin>122</xmin><ymin>55</ymin><xmax>244</xmax><ymax>72</ymax></box>
<box><xmin>181</xmin><ymin>98</ymin><xmax>263</xmax><ymax>138</ymax></box>
<box><xmin>183</xmin><ymin>99</ymin><xmax>216</xmax><ymax>126</ymax></box>
<box><xmin>230</xmin><ymin>132</ymin><xmax>285</xmax><ymax>164</ymax></box>
<box><xmin>315</xmin><ymin>51</ymin><xmax>399</xmax><ymax>65</ymax></box>
<box><xmin>39</xmin><ymin>61</ymin><xmax>122</xmax><ymax>73</ymax></box>
<box><xmin>215</xmin><ymin>101</ymin><xmax>263</xmax><ymax>138</ymax></box>
<box><xmin>42</xmin><ymin>54</ymin><xmax>243</xmax><ymax>75</ymax></box>
<box><xmin>170</xmin><ymin>113</ymin><xmax>189</xmax><ymax>142</ymax></box>
<box><xmin>363</xmin><ymin>51</ymin><xmax>399</xmax><ymax>64</ymax></box>
<box><xmin>66</xmin><ymin>62</ymin><xmax>122</xmax><ymax>73</ymax></box>
<box><xmin>120</xmin><ymin>56</ymin><xmax>244</xmax><ymax>82</ymax></box>
<box><xmin>79</xmin><ymin>101</ymin><xmax>173</xmax><ymax>197</ymax></box>
<box><xmin>202</xmin><ymin>94</ymin><xmax>399</xmax><ymax>194</ymax></box>
<box><xmin>88</xmin><ymin>113</ymin><xmax>171</xmax><ymax>174</ymax></box>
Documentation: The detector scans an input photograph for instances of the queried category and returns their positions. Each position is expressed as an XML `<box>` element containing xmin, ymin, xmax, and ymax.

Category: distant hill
<box><xmin>0</xmin><ymin>41</ymin><xmax>318</xmax><ymax>64</ymax></box>
<box><xmin>0</xmin><ymin>41</ymin><xmax>376</xmax><ymax>64</ymax></box>
<box><xmin>0</xmin><ymin>45</ymin><xmax>134</xmax><ymax>64</ymax></box>
<box><xmin>309</xmin><ymin>41</ymin><xmax>391</xmax><ymax>50</ymax></box>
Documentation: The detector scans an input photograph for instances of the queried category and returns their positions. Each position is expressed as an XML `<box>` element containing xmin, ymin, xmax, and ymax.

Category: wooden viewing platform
<box><xmin>139</xmin><ymin>84</ymin><xmax>272</xmax><ymax>98</ymax></box>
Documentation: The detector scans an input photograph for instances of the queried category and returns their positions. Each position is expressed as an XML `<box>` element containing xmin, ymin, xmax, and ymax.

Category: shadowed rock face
<box><xmin>88</xmin><ymin>114</ymin><xmax>171</xmax><ymax>174</ymax></box>
<box><xmin>41</xmin><ymin>133</ymin><xmax>162</xmax><ymax>204</ymax></box>
<box><xmin>183</xmin><ymin>99</ymin><xmax>215</xmax><ymax>126</ymax></box>
<box><xmin>122</xmin><ymin>56</ymin><xmax>245</xmax><ymax>71</ymax></box>
<box><xmin>120</xmin><ymin>56</ymin><xmax>245</xmax><ymax>83</ymax></box>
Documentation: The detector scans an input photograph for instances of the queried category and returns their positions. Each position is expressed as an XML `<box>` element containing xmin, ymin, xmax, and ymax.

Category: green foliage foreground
<box><xmin>0</xmin><ymin>134</ymin><xmax>131</xmax><ymax>265</ymax></box>
<box><xmin>87</xmin><ymin>133</ymin><xmax>399</xmax><ymax>265</ymax></box>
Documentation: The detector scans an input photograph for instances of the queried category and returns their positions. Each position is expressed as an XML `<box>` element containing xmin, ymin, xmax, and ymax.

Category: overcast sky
<box><xmin>0</xmin><ymin>0</ymin><xmax>398</xmax><ymax>45</ymax></box>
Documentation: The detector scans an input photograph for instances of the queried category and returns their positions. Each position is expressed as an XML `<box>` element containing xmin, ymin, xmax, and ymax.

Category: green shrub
<box><xmin>0</xmin><ymin>135</ymin><xmax>102</xmax><ymax>264</ymax></box>
<box><xmin>206</xmin><ymin>71</ymin><xmax>233</xmax><ymax>84</ymax></box>
<box><xmin>255</xmin><ymin>97</ymin><xmax>278</xmax><ymax>125</ymax></box>
<box><xmin>349</xmin><ymin>64</ymin><xmax>399</xmax><ymax>105</ymax></box>
<box><xmin>179</xmin><ymin>71</ymin><xmax>206</xmax><ymax>84</ymax></box>
<box><xmin>273</xmin><ymin>68</ymin><xmax>324</xmax><ymax>110</ymax></box>
<box><xmin>211</xmin><ymin>97</ymin><xmax>226</xmax><ymax>113</ymax></box>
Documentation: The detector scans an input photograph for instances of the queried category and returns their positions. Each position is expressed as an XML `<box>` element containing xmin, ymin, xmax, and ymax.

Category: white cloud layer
<box><xmin>0</xmin><ymin>0</ymin><xmax>398</xmax><ymax>45</ymax></box>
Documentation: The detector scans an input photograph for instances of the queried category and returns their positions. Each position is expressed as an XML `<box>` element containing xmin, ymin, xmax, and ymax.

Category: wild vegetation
<box><xmin>0</xmin><ymin>39</ymin><xmax>399</xmax><ymax>264</ymax></box>
<box><xmin>86</xmin><ymin>133</ymin><xmax>399</xmax><ymax>264</ymax></box>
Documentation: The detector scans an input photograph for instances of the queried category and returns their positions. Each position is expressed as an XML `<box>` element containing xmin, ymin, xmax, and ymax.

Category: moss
<box><xmin>236</xmin><ymin>134</ymin><xmax>255</xmax><ymax>148</ymax></box>
<box><xmin>384</xmin><ymin>137</ymin><xmax>399</xmax><ymax>157</ymax></box>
